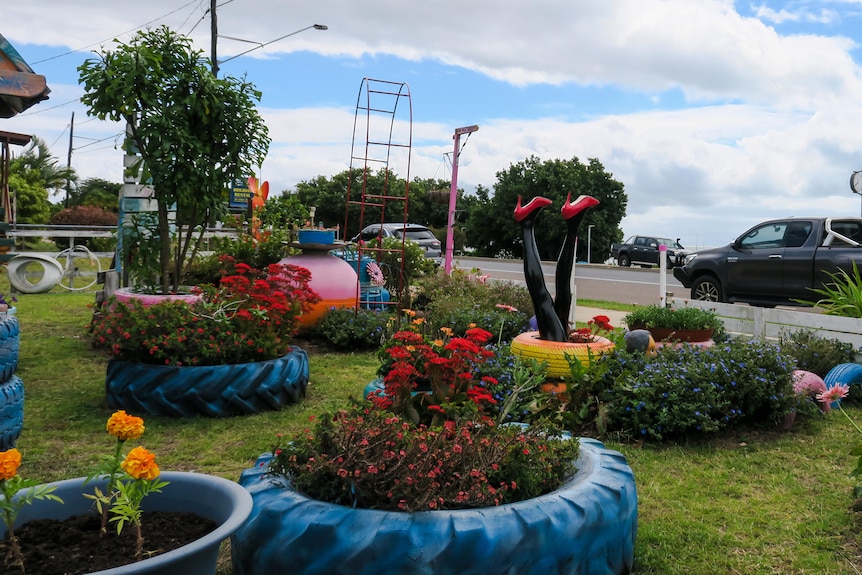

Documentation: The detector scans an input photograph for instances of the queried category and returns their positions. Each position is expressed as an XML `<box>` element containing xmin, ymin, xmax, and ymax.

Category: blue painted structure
<box><xmin>231</xmin><ymin>438</ymin><xmax>638</xmax><ymax>575</ymax></box>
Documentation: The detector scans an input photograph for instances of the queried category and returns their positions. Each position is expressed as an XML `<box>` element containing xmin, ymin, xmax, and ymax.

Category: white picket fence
<box><xmin>668</xmin><ymin>297</ymin><xmax>862</xmax><ymax>351</ymax></box>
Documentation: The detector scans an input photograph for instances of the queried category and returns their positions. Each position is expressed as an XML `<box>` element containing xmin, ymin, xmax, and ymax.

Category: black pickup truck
<box><xmin>610</xmin><ymin>235</ymin><xmax>687</xmax><ymax>268</ymax></box>
<box><xmin>673</xmin><ymin>217</ymin><xmax>862</xmax><ymax>306</ymax></box>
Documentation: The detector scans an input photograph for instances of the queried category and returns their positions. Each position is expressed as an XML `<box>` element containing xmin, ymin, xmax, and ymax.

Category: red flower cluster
<box><xmin>91</xmin><ymin>262</ymin><xmax>320</xmax><ymax>366</ymax></box>
<box><xmin>370</xmin><ymin>327</ymin><xmax>499</xmax><ymax>426</ymax></box>
<box><xmin>568</xmin><ymin>314</ymin><xmax>614</xmax><ymax>344</ymax></box>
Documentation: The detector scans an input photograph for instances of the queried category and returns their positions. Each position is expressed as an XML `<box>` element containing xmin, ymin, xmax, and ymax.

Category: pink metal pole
<box><xmin>444</xmin><ymin>125</ymin><xmax>478</xmax><ymax>275</ymax></box>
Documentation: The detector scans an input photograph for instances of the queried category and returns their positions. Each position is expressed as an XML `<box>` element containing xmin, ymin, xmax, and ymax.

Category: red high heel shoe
<box><xmin>561</xmin><ymin>193</ymin><xmax>599</xmax><ymax>220</ymax></box>
<box><xmin>514</xmin><ymin>196</ymin><xmax>552</xmax><ymax>223</ymax></box>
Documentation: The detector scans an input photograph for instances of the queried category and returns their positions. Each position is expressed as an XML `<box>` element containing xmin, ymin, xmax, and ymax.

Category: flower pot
<box><xmin>630</xmin><ymin>325</ymin><xmax>714</xmax><ymax>343</ymax></box>
<box><xmin>231</xmin><ymin>438</ymin><xmax>638</xmax><ymax>575</ymax></box>
<box><xmin>510</xmin><ymin>332</ymin><xmax>615</xmax><ymax>379</ymax></box>
<box><xmin>105</xmin><ymin>349</ymin><xmax>309</xmax><ymax>417</ymax></box>
<box><xmin>1</xmin><ymin>471</ymin><xmax>252</xmax><ymax>575</ymax></box>
<box><xmin>112</xmin><ymin>288</ymin><xmax>202</xmax><ymax>308</ymax></box>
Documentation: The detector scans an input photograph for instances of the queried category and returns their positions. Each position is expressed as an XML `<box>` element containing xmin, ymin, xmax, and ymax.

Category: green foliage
<box><xmin>372</xmin><ymin>236</ymin><xmax>436</xmax><ymax>305</ymax></box>
<box><xmin>315</xmin><ymin>308</ymin><xmax>390</xmax><ymax>350</ymax></box>
<box><xmin>50</xmin><ymin>205</ymin><xmax>118</xmax><ymax>252</ymax></box>
<box><xmin>185</xmin><ymin>230</ymin><xmax>291</xmax><ymax>286</ymax></box>
<box><xmin>9</xmin><ymin>135</ymin><xmax>77</xmax><ymax>209</ymax></box>
<box><xmin>418</xmin><ymin>269</ymin><xmax>534</xmax><ymax>340</ymax></box>
<box><xmin>67</xmin><ymin>177</ymin><xmax>120</xmax><ymax>211</ymax></box>
<box><xmin>259</xmin><ymin>193</ymin><xmax>310</xmax><ymax>229</ymax></box>
<box><xmin>465</xmin><ymin>156</ymin><xmax>627</xmax><ymax>260</ymax></box>
<box><xmin>779</xmin><ymin>329</ymin><xmax>856</xmax><ymax>378</ymax></box>
<box><xmin>8</xmin><ymin>173</ymin><xmax>51</xmax><ymax>225</ymax></box>
<box><xmin>78</xmin><ymin>26</ymin><xmax>270</xmax><ymax>293</ymax></box>
<box><xmin>597</xmin><ymin>339</ymin><xmax>795</xmax><ymax>440</ymax></box>
<box><xmin>801</xmin><ymin>261</ymin><xmax>862</xmax><ymax>317</ymax></box>
<box><xmin>623</xmin><ymin>304</ymin><xmax>723</xmax><ymax>331</ymax></box>
<box><xmin>268</xmin><ymin>404</ymin><xmax>579</xmax><ymax>511</ymax></box>
<box><xmin>119</xmin><ymin>213</ymin><xmax>164</xmax><ymax>292</ymax></box>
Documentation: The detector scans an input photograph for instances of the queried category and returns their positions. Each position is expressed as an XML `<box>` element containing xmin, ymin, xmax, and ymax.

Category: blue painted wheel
<box><xmin>0</xmin><ymin>310</ymin><xmax>20</xmax><ymax>383</ymax></box>
<box><xmin>232</xmin><ymin>437</ymin><xmax>638</xmax><ymax>575</ymax></box>
<box><xmin>105</xmin><ymin>348</ymin><xmax>309</xmax><ymax>417</ymax></box>
<box><xmin>825</xmin><ymin>363</ymin><xmax>862</xmax><ymax>408</ymax></box>
<box><xmin>0</xmin><ymin>376</ymin><xmax>24</xmax><ymax>450</ymax></box>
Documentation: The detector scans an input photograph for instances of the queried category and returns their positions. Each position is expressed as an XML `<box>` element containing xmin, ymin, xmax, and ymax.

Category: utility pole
<box><xmin>65</xmin><ymin>111</ymin><xmax>74</xmax><ymax>208</ymax></box>
<box><xmin>444</xmin><ymin>125</ymin><xmax>479</xmax><ymax>275</ymax></box>
<box><xmin>211</xmin><ymin>0</ymin><xmax>219</xmax><ymax>76</ymax></box>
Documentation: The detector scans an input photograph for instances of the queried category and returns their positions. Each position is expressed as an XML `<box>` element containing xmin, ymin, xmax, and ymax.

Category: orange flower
<box><xmin>106</xmin><ymin>410</ymin><xmax>145</xmax><ymax>441</ymax></box>
<box><xmin>121</xmin><ymin>446</ymin><xmax>160</xmax><ymax>481</ymax></box>
<box><xmin>0</xmin><ymin>448</ymin><xmax>21</xmax><ymax>481</ymax></box>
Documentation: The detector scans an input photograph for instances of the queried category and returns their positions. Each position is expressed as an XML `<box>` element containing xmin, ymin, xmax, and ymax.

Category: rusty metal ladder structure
<box><xmin>343</xmin><ymin>78</ymin><xmax>413</xmax><ymax>312</ymax></box>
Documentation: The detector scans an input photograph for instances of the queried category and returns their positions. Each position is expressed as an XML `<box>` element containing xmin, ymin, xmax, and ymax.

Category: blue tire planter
<box><xmin>824</xmin><ymin>363</ymin><xmax>862</xmax><ymax>409</ymax></box>
<box><xmin>0</xmin><ymin>308</ymin><xmax>19</xmax><ymax>382</ymax></box>
<box><xmin>106</xmin><ymin>348</ymin><xmax>309</xmax><ymax>417</ymax></box>
<box><xmin>0</xmin><ymin>375</ymin><xmax>24</xmax><ymax>450</ymax></box>
<box><xmin>231</xmin><ymin>437</ymin><xmax>638</xmax><ymax>575</ymax></box>
<box><xmin>2</xmin><ymin>471</ymin><xmax>253</xmax><ymax>575</ymax></box>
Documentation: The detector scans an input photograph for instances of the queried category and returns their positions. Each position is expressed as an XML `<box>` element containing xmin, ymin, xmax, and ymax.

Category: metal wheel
<box><xmin>57</xmin><ymin>246</ymin><xmax>102</xmax><ymax>291</ymax></box>
<box><xmin>691</xmin><ymin>276</ymin><xmax>723</xmax><ymax>302</ymax></box>
<box><xmin>618</xmin><ymin>254</ymin><xmax>631</xmax><ymax>267</ymax></box>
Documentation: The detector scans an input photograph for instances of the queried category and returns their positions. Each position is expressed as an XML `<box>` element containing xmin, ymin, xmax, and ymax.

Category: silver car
<box><xmin>353</xmin><ymin>223</ymin><xmax>443</xmax><ymax>263</ymax></box>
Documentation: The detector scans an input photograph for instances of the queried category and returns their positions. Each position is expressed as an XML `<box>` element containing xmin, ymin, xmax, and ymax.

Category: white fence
<box><xmin>669</xmin><ymin>297</ymin><xmax>862</xmax><ymax>350</ymax></box>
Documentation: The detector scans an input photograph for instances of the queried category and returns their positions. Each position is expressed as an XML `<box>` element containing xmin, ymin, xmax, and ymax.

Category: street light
<box><xmin>216</xmin><ymin>24</ymin><xmax>328</xmax><ymax>71</ymax></box>
<box><xmin>587</xmin><ymin>225</ymin><xmax>595</xmax><ymax>265</ymax></box>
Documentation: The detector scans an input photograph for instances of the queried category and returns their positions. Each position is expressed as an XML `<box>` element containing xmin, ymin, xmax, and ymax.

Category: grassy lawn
<box><xmin>7</xmin><ymin>280</ymin><xmax>862</xmax><ymax>574</ymax></box>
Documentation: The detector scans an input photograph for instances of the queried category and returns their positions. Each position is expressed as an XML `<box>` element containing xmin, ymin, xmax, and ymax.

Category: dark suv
<box><xmin>353</xmin><ymin>223</ymin><xmax>442</xmax><ymax>263</ymax></box>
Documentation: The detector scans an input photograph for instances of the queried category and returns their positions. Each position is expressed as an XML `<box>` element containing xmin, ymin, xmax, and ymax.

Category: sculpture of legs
<box><xmin>515</xmin><ymin>196</ymin><xmax>567</xmax><ymax>342</ymax></box>
<box><xmin>554</xmin><ymin>194</ymin><xmax>600</xmax><ymax>330</ymax></box>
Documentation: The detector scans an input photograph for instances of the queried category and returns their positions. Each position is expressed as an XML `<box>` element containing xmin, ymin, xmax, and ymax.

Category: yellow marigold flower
<box><xmin>412</xmin><ymin>318</ymin><xmax>425</xmax><ymax>326</ymax></box>
<box><xmin>121</xmin><ymin>446</ymin><xmax>160</xmax><ymax>481</ymax></box>
<box><xmin>106</xmin><ymin>410</ymin><xmax>145</xmax><ymax>441</ymax></box>
<box><xmin>402</xmin><ymin>309</ymin><xmax>416</xmax><ymax>317</ymax></box>
<box><xmin>0</xmin><ymin>448</ymin><xmax>21</xmax><ymax>481</ymax></box>
<box><xmin>440</xmin><ymin>327</ymin><xmax>453</xmax><ymax>336</ymax></box>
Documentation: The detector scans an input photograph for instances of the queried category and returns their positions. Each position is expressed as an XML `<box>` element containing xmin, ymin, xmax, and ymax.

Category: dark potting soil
<box><xmin>0</xmin><ymin>511</ymin><xmax>217</xmax><ymax>575</ymax></box>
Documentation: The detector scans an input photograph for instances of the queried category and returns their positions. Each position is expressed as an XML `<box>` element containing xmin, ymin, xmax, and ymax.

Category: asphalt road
<box><xmin>451</xmin><ymin>256</ymin><xmax>683</xmax><ymax>306</ymax></box>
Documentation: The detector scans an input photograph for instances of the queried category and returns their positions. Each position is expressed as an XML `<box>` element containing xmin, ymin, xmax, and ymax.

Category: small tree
<box><xmin>78</xmin><ymin>26</ymin><xmax>270</xmax><ymax>293</ymax></box>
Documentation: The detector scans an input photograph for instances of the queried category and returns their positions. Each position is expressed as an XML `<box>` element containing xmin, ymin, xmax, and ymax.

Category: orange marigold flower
<box><xmin>106</xmin><ymin>410</ymin><xmax>145</xmax><ymax>441</ymax></box>
<box><xmin>0</xmin><ymin>448</ymin><xmax>21</xmax><ymax>481</ymax></box>
<box><xmin>121</xmin><ymin>446</ymin><xmax>160</xmax><ymax>481</ymax></box>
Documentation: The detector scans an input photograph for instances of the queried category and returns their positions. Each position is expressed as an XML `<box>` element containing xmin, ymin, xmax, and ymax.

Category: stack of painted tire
<box><xmin>0</xmin><ymin>308</ymin><xmax>23</xmax><ymax>449</ymax></box>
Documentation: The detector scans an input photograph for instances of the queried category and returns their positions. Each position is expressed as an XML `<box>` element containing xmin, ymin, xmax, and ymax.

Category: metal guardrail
<box><xmin>4</xmin><ymin>224</ymin><xmax>239</xmax><ymax>239</ymax></box>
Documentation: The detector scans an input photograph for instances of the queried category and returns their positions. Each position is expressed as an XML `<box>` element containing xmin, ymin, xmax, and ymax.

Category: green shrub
<box><xmin>594</xmin><ymin>338</ymin><xmax>795</xmax><ymax>441</ymax></box>
<box><xmin>779</xmin><ymin>329</ymin><xmax>856</xmax><ymax>378</ymax></box>
<box><xmin>418</xmin><ymin>269</ymin><xmax>533</xmax><ymax>340</ymax></box>
<box><xmin>623</xmin><ymin>305</ymin><xmax>723</xmax><ymax>331</ymax></box>
<box><xmin>185</xmin><ymin>229</ymin><xmax>291</xmax><ymax>286</ymax></box>
<box><xmin>316</xmin><ymin>308</ymin><xmax>390</xmax><ymax>351</ymax></box>
<box><xmin>800</xmin><ymin>261</ymin><xmax>862</xmax><ymax>317</ymax></box>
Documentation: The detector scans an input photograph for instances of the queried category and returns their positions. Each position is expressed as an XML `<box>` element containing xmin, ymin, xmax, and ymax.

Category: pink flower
<box><xmin>816</xmin><ymin>383</ymin><xmax>850</xmax><ymax>405</ymax></box>
<box><xmin>495</xmin><ymin>303</ymin><xmax>518</xmax><ymax>313</ymax></box>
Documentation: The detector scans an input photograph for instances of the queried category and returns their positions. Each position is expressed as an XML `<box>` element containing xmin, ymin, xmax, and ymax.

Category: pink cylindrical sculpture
<box><xmin>279</xmin><ymin>253</ymin><xmax>358</xmax><ymax>326</ymax></box>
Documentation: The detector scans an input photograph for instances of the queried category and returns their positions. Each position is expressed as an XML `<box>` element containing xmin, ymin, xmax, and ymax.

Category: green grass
<box><xmin>7</xmin><ymin>278</ymin><xmax>862</xmax><ymax>574</ymax></box>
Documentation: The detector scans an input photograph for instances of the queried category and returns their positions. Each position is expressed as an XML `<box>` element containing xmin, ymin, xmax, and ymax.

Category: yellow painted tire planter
<box><xmin>511</xmin><ymin>332</ymin><xmax>615</xmax><ymax>378</ymax></box>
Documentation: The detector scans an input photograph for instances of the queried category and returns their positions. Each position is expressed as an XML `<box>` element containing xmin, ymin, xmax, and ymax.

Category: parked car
<box><xmin>352</xmin><ymin>223</ymin><xmax>442</xmax><ymax>264</ymax></box>
<box><xmin>673</xmin><ymin>217</ymin><xmax>862</xmax><ymax>306</ymax></box>
<box><xmin>610</xmin><ymin>236</ymin><xmax>687</xmax><ymax>267</ymax></box>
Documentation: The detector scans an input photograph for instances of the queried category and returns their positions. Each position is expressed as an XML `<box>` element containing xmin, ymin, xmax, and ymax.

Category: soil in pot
<box><xmin>0</xmin><ymin>511</ymin><xmax>217</xmax><ymax>575</ymax></box>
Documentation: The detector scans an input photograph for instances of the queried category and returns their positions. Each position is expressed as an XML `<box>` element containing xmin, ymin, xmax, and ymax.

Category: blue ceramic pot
<box><xmin>1</xmin><ymin>472</ymin><xmax>252</xmax><ymax>575</ymax></box>
<box><xmin>106</xmin><ymin>348</ymin><xmax>309</xmax><ymax>417</ymax></box>
<box><xmin>231</xmin><ymin>437</ymin><xmax>638</xmax><ymax>575</ymax></box>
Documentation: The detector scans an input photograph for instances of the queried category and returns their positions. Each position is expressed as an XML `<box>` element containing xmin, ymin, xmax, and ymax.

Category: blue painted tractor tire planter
<box><xmin>0</xmin><ymin>308</ymin><xmax>19</xmax><ymax>382</ymax></box>
<box><xmin>0</xmin><ymin>309</ymin><xmax>22</xmax><ymax>450</ymax></box>
<box><xmin>231</xmin><ymin>437</ymin><xmax>638</xmax><ymax>575</ymax></box>
<box><xmin>1</xmin><ymin>471</ymin><xmax>253</xmax><ymax>575</ymax></box>
<box><xmin>0</xmin><ymin>375</ymin><xmax>24</xmax><ymax>450</ymax></box>
<box><xmin>106</xmin><ymin>348</ymin><xmax>309</xmax><ymax>417</ymax></box>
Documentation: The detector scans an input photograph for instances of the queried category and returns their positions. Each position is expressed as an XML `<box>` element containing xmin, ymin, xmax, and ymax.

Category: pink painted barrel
<box><xmin>279</xmin><ymin>253</ymin><xmax>358</xmax><ymax>326</ymax></box>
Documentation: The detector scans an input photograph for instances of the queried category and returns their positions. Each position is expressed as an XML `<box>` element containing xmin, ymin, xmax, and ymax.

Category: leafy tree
<box><xmin>7</xmin><ymin>173</ymin><xmax>50</xmax><ymax>224</ymax></box>
<box><xmin>10</xmin><ymin>136</ymin><xmax>77</xmax><ymax>201</ymax></box>
<box><xmin>464</xmin><ymin>156</ymin><xmax>626</xmax><ymax>261</ymax></box>
<box><xmin>78</xmin><ymin>26</ymin><xmax>270</xmax><ymax>293</ymax></box>
<box><xmin>259</xmin><ymin>193</ymin><xmax>310</xmax><ymax>229</ymax></box>
<box><xmin>68</xmin><ymin>178</ymin><xmax>120</xmax><ymax>211</ymax></box>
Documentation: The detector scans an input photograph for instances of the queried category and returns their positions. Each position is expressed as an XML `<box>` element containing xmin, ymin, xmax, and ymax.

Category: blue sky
<box><xmin>6</xmin><ymin>0</ymin><xmax>862</xmax><ymax>250</ymax></box>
